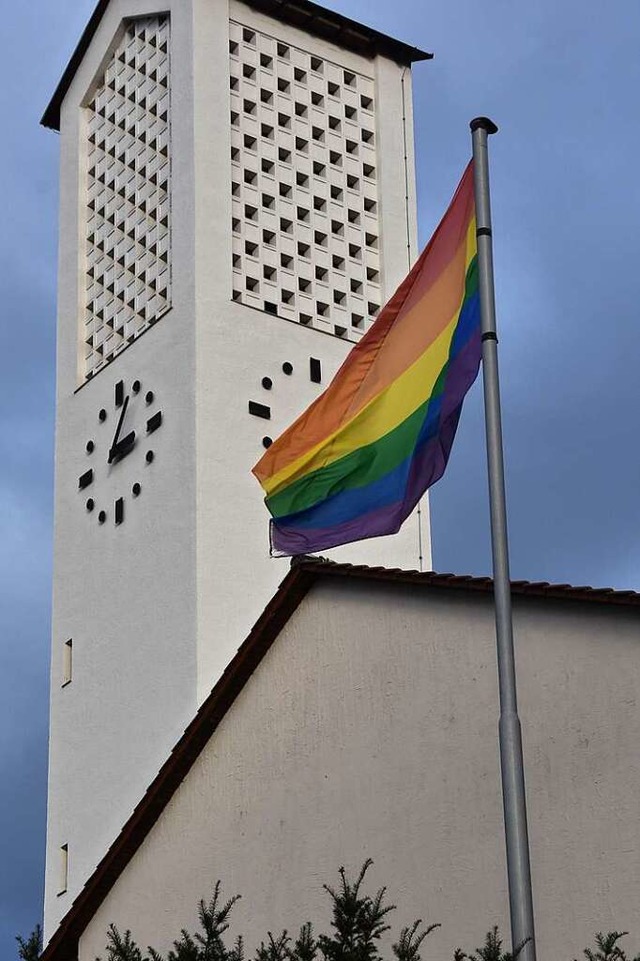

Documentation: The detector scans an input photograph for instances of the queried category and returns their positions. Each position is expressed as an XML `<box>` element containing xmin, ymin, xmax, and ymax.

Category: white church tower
<box><xmin>42</xmin><ymin>0</ymin><xmax>430</xmax><ymax>942</ymax></box>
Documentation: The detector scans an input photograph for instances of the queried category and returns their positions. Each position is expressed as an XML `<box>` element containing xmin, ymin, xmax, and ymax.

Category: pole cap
<box><xmin>470</xmin><ymin>117</ymin><xmax>499</xmax><ymax>135</ymax></box>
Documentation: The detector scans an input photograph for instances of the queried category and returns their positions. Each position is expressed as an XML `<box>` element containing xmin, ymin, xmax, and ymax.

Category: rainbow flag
<box><xmin>253</xmin><ymin>162</ymin><xmax>481</xmax><ymax>556</ymax></box>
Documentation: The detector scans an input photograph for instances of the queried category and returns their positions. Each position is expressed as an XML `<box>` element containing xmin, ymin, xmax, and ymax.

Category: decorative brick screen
<box><xmin>84</xmin><ymin>15</ymin><xmax>171</xmax><ymax>380</ymax></box>
<box><xmin>229</xmin><ymin>21</ymin><xmax>381</xmax><ymax>341</ymax></box>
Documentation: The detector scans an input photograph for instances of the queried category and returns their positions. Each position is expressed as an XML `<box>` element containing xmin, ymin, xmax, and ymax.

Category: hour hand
<box><xmin>108</xmin><ymin>394</ymin><xmax>129</xmax><ymax>460</ymax></box>
<box><xmin>108</xmin><ymin>430</ymin><xmax>136</xmax><ymax>464</ymax></box>
<box><xmin>108</xmin><ymin>393</ymin><xmax>131</xmax><ymax>463</ymax></box>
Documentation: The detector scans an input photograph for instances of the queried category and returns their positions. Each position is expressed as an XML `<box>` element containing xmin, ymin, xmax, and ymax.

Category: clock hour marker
<box><xmin>132</xmin><ymin>380</ymin><xmax>141</xmax><ymax>394</ymax></box>
<box><xmin>115</xmin><ymin>380</ymin><xmax>124</xmax><ymax>408</ymax></box>
<box><xmin>145</xmin><ymin>390</ymin><xmax>154</xmax><ymax>404</ymax></box>
<box><xmin>146</xmin><ymin>450</ymin><xmax>154</xmax><ymax>463</ymax></box>
<box><xmin>282</xmin><ymin>362</ymin><xmax>293</xmax><ymax>375</ymax></box>
<box><xmin>78</xmin><ymin>468</ymin><xmax>94</xmax><ymax>490</ymax></box>
<box><xmin>86</xmin><ymin>440</ymin><xmax>95</xmax><ymax>453</ymax></box>
<box><xmin>249</xmin><ymin>401</ymin><xmax>271</xmax><ymax>419</ymax></box>
<box><xmin>262</xmin><ymin>436</ymin><xmax>273</xmax><ymax>448</ymax></box>
<box><xmin>310</xmin><ymin>357</ymin><xmax>322</xmax><ymax>383</ymax></box>
<box><xmin>261</xmin><ymin>377</ymin><xmax>272</xmax><ymax>390</ymax></box>
<box><xmin>98</xmin><ymin>510</ymin><xmax>106</xmax><ymax>524</ymax></box>
<box><xmin>99</xmin><ymin>408</ymin><xmax>107</xmax><ymax>422</ymax></box>
<box><xmin>115</xmin><ymin>497</ymin><xmax>124</xmax><ymax>525</ymax></box>
<box><xmin>132</xmin><ymin>483</ymin><xmax>141</xmax><ymax>497</ymax></box>
<box><xmin>86</xmin><ymin>498</ymin><xmax>94</xmax><ymax>512</ymax></box>
<box><xmin>146</xmin><ymin>410</ymin><xmax>162</xmax><ymax>434</ymax></box>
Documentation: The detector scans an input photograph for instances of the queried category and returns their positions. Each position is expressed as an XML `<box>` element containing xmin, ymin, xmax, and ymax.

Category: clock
<box><xmin>248</xmin><ymin>356</ymin><xmax>323</xmax><ymax>450</ymax></box>
<box><xmin>78</xmin><ymin>377</ymin><xmax>163</xmax><ymax>526</ymax></box>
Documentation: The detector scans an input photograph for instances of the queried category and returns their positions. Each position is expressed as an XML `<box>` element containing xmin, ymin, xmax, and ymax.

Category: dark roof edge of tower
<box><xmin>42</xmin><ymin>0</ymin><xmax>110</xmax><ymax>131</ymax></box>
<box><xmin>40</xmin><ymin>560</ymin><xmax>640</xmax><ymax>961</ymax></box>
<box><xmin>235</xmin><ymin>0</ymin><xmax>432</xmax><ymax>65</ymax></box>
<box><xmin>41</xmin><ymin>0</ymin><xmax>432</xmax><ymax>131</ymax></box>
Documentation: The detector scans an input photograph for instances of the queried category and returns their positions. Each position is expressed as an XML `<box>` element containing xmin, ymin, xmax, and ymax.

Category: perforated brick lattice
<box><xmin>229</xmin><ymin>22</ymin><xmax>381</xmax><ymax>341</ymax></box>
<box><xmin>84</xmin><ymin>16</ymin><xmax>171</xmax><ymax>381</ymax></box>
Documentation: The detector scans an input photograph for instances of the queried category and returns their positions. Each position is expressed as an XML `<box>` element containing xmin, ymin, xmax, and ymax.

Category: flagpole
<box><xmin>470</xmin><ymin>117</ymin><xmax>537</xmax><ymax>961</ymax></box>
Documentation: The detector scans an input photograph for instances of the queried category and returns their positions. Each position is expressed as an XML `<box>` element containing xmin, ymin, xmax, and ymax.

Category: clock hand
<box><xmin>108</xmin><ymin>395</ymin><xmax>130</xmax><ymax>463</ymax></box>
<box><xmin>109</xmin><ymin>430</ymin><xmax>136</xmax><ymax>463</ymax></box>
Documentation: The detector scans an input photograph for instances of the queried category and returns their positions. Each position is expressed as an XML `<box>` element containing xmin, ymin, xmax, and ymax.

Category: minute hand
<box><xmin>108</xmin><ymin>395</ymin><xmax>129</xmax><ymax>463</ymax></box>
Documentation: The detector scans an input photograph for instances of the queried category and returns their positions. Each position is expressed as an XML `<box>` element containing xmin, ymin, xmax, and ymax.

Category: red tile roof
<box><xmin>294</xmin><ymin>557</ymin><xmax>640</xmax><ymax>605</ymax></box>
<box><xmin>41</xmin><ymin>559</ymin><xmax>640</xmax><ymax>960</ymax></box>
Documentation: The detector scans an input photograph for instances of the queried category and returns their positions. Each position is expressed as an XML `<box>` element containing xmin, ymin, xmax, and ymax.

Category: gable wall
<box><xmin>78</xmin><ymin>581</ymin><xmax>640</xmax><ymax>960</ymax></box>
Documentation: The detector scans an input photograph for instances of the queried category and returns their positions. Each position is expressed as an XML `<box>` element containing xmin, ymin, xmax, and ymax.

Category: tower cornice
<box><xmin>41</xmin><ymin>0</ymin><xmax>432</xmax><ymax>131</ymax></box>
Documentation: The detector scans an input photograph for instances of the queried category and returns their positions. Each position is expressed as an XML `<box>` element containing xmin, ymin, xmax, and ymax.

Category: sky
<box><xmin>1</xmin><ymin>0</ymin><xmax>640</xmax><ymax>956</ymax></box>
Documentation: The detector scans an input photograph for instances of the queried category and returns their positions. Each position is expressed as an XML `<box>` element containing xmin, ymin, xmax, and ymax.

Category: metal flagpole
<box><xmin>470</xmin><ymin>117</ymin><xmax>537</xmax><ymax>961</ymax></box>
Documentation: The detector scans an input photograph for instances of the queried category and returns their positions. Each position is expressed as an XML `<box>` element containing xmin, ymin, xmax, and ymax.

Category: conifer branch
<box><xmin>453</xmin><ymin>925</ymin><xmax>529</xmax><ymax>961</ymax></box>
<box><xmin>575</xmin><ymin>931</ymin><xmax>640</xmax><ymax>961</ymax></box>
<box><xmin>16</xmin><ymin>926</ymin><xmax>42</xmax><ymax>961</ymax></box>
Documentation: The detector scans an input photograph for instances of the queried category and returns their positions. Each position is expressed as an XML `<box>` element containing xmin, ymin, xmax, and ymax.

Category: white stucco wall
<box><xmin>47</xmin><ymin>0</ymin><xmax>428</xmax><ymax>939</ymax></box>
<box><xmin>191</xmin><ymin>0</ymin><xmax>429</xmax><ymax>698</ymax></box>
<box><xmin>46</xmin><ymin>0</ymin><xmax>199</xmax><ymax>937</ymax></box>
<box><xmin>77</xmin><ymin>581</ymin><xmax>640</xmax><ymax>961</ymax></box>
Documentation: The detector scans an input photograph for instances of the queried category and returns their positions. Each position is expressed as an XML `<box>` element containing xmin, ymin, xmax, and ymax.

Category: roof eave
<box><xmin>41</xmin><ymin>0</ymin><xmax>432</xmax><ymax>132</ymax></box>
<box><xmin>41</xmin><ymin>0</ymin><xmax>111</xmax><ymax>131</ymax></box>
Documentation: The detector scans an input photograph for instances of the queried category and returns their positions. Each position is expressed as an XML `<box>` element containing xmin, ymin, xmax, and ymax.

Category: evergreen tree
<box><xmin>99</xmin><ymin>883</ymin><xmax>244</xmax><ymax>961</ymax></box>
<box><xmin>453</xmin><ymin>925</ymin><xmax>529</xmax><ymax>961</ymax></box>
<box><xmin>16</xmin><ymin>925</ymin><xmax>42</xmax><ymax>961</ymax></box>
<box><xmin>94</xmin><ymin>861</ymin><xmax>437</xmax><ymax>961</ymax></box>
<box><xmin>318</xmin><ymin>859</ymin><xmax>438</xmax><ymax>961</ymax></box>
<box><xmin>19</xmin><ymin>863</ymin><xmax>632</xmax><ymax>961</ymax></box>
<box><xmin>101</xmin><ymin>925</ymin><xmax>146</xmax><ymax>961</ymax></box>
<box><xmin>256</xmin><ymin>931</ymin><xmax>292</xmax><ymax>961</ymax></box>
<box><xmin>393</xmin><ymin>919</ymin><xmax>440</xmax><ymax>961</ymax></box>
<box><xmin>292</xmin><ymin>923</ymin><xmax>318</xmax><ymax>961</ymax></box>
<box><xmin>575</xmin><ymin>932</ymin><xmax>640</xmax><ymax>961</ymax></box>
<box><xmin>317</xmin><ymin>859</ymin><xmax>395</xmax><ymax>961</ymax></box>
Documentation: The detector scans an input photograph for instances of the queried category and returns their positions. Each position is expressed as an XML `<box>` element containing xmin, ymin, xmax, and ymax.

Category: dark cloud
<box><xmin>3</xmin><ymin>0</ymin><xmax>639</xmax><ymax>955</ymax></box>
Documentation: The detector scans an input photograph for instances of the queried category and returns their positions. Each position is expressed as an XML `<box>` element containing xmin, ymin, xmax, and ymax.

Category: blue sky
<box><xmin>2</xmin><ymin>0</ymin><xmax>639</xmax><ymax>955</ymax></box>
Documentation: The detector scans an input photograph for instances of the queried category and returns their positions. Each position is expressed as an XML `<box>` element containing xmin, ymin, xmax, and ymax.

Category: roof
<box><xmin>41</xmin><ymin>0</ymin><xmax>432</xmax><ymax>131</ymax></box>
<box><xmin>41</xmin><ymin>559</ymin><xmax>640</xmax><ymax>960</ymax></box>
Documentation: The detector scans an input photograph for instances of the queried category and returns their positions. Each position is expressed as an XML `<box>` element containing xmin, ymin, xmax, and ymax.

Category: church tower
<box><xmin>42</xmin><ymin>0</ymin><xmax>430</xmax><ymax>942</ymax></box>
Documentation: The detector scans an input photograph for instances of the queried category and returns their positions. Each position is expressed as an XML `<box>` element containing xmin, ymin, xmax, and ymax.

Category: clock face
<box><xmin>247</xmin><ymin>355</ymin><xmax>323</xmax><ymax>451</ymax></box>
<box><xmin>78</xmin><ymin>377</ymin><xmax>163</xmax><ymax>526</ymax></box>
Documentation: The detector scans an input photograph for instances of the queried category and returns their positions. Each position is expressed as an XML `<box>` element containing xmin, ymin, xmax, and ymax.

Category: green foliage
<box><xmin>256</xmin><ymin>932</ymin><xmax>292</xmax><ymax>961</ymax></box>
<box><xmin>393</xmin><ymin>919</ymin><xmax>440</xmax><ymax>961</ymax></box>
<box><xmin>50</xmin><ymin>862</ymin><xmax>634</xmax><ymax>961</ymax></box>
<box><xmin>164</xmin><ymin>883</ymin><xmax>243</xmax><ymax>961</ymax></box>
<box><xmin>99</xmin><ymin>924</ymin><xmax>146</xmax><ymax>961</ymax></box>
<box><xmin>453</xmin><ymin>925</ymin><xmax>529</xmax><ymax>961</ymax></box>
<box><xmin>576</xmin><ymin>931</ymin><xmax>640</xmax><ymax>961</ymax></box>
<box><xmin>292</xmin><ymin>923</ymin><xmax>318</xmax><ymax>961</ymax></box>
<box><xmin>16</xmin><ymin>926</ymin><xmax>42</xmax><ymax>961</ymax></box>
<box><xmin>97</xmin><ymin>883</ymin><xmax>244</xmax><ymax>961</ymax></box>
<box><xmin>94</xmin><ymin>861</ymin><xmax>437</xmax><ymax>961</ymax></box>
<box><xmin>317</xmin><ymin>859</ymin><xmax>397</xmax><ymax>961</ymax></box>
